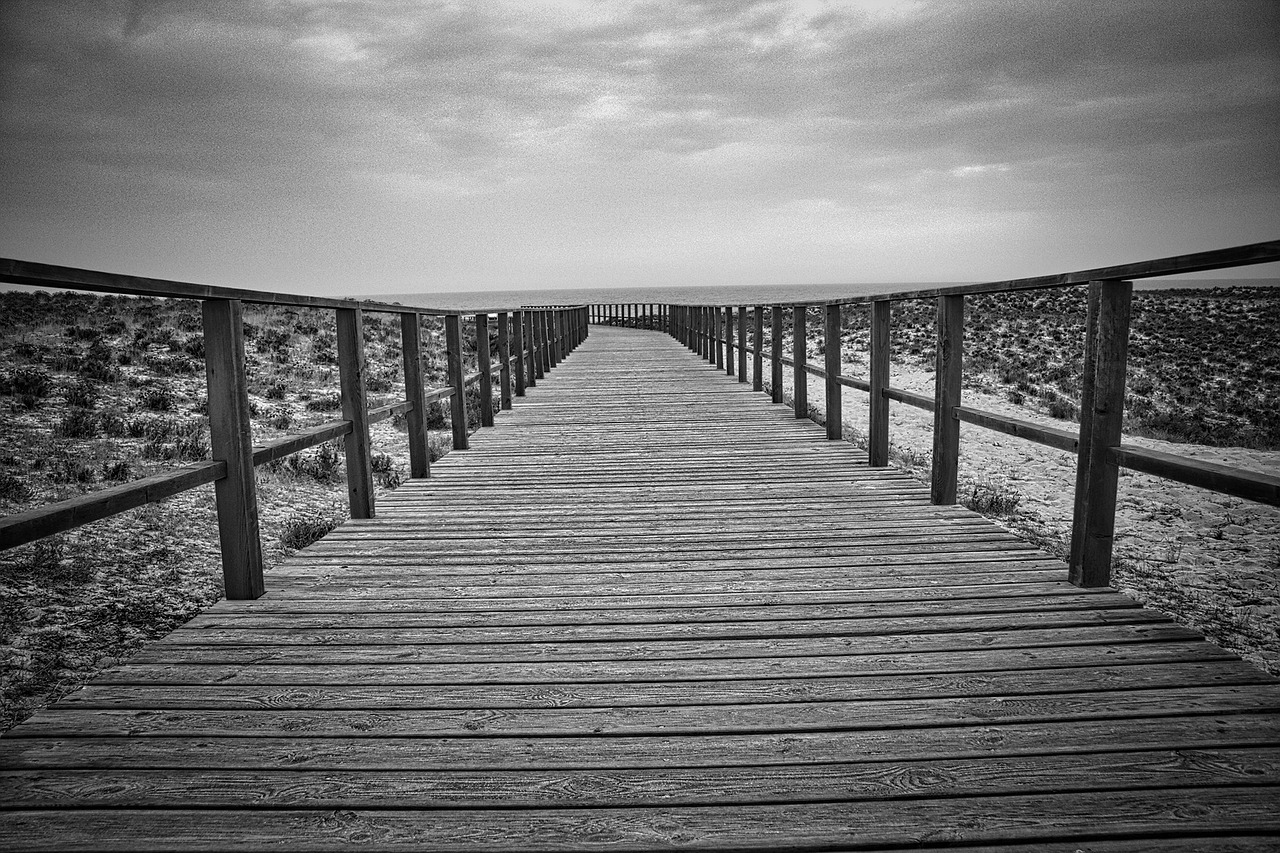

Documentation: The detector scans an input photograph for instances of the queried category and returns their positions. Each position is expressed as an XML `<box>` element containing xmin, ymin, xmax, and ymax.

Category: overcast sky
<box><xmin>1</xmin><ymin>0</ymin><xmax>1277</xmax><ymax>297</ymax></box>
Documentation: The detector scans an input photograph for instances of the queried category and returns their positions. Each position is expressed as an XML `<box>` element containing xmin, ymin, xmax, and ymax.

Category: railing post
<box><xmin>715</xmin><ymin>307</ymin><xmax>725</xmax><ymax>369</ymax></box>
<box><xmin>543</xmin><ymin>310</ymin><xmax>555</xmax><ymax>370</ymax></box>
<box><xmin>497</xmin><ymin>311</ymin><xmax>513</xmax><ymax>411</ymax></box>
<box><xmin>869</xmin><ymin>300</ymin><xmax>891</xmax><ymax>466</ymax></box>
<box><xmin>824</xmin><ymin>303</ymin><xmax>842</xmax><ymax>440</ymax></box>
<box><xmin>528</xmin><ymin>310</ymin><xmax>542</xmax><ymax>382</ymax></box>
<box><xmin>202</xmin><ymin>298</ymin><xmax>264</xmax><ymax>600</ymax></box>
<box><xmin>1071</xmin><ymin>280</ymin><xmax>1133</xmax><ymax>587</ymax></box>
<box><xmin>1069</xmin><ymin>283</ymin><xmax>1102</xmax><ymax>577</ymax></box>
<box><xmin>725</xmin><ymin>306</ymin><xmax>735</xmax><ymax>375</ymax></box>
<box><xmin>556</xmin><ymin>309</ymin><xmax>567</xmax><ymax>360</ymax></box>
<box><xmin>445</xmin><ymin>313</ymin><xmax>469</xmax><ymax>450</ymax></box>
<box><xmin>738</xmin><ymin>305</ymin><xmax>748</xmax><ymax>382</ymax></box>
<box><xmin>512</xmin><ymin>310</ymin><xmax>526</xmax><ymax>397</ymax></box>
<box><xmin>753</xmin><ymin>305</ymin><xmax>764</xmax><ymax>392</ymax></box>
<box><xmin>475</xmin><ymin>313</ymin><xmax>494</xmax><ymax>428</ymax></box>
<box><xmin>793</xmin><ymin>305</ymin><xmax>808</xmax><ymax>419</ymax></box>
<box><xmin>400</xmin><ymin>311</ymin><xmax>430</xmax><ymax>479</ymax></box>
<box><xmin>930</xmin><ymin>295</ymin><xmax>963</xmax><ymax>504</ymax></box>
<box><xmin>770</xmin><ymin>304</ymin><xmax>784</xmax><ymax>404</ymax></box>
<box><xmin>336</xmin><ymin>307</ymin><xmax>374</xmax><ymax>518</ymax></box>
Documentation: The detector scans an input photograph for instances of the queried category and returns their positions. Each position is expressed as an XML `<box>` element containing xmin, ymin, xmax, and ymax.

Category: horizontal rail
<box><xmin>252</xmin><ymin>420</ymin><xmax>354</xmax><ymax>468</ymax></box>
<box><xmin>956</xmin><ymin>405</ymin><xmax>1080</xmax><ymax>453</ymax></box>
<box><xmin>1109</xmin><ymin>445</ymin><xmax>1280</xmax><ymax>506</ymax></box>
<box><xmin>367</xmin><ymin>400</ymin><xmax>414</xmax><ymax>426</ymax></box>
<box><xmin>883</xmin><ymin>386</ymin><xmax>934</xmax><ymax>411</ymax></box>
<box><xmin>0</xmin><ymin>461</ymin><xmax>226</xmax><ymax>551</ymax></box>
<box><xmin>0</xmin><ymin>258</ymin><xmax>591</xmax><ymax>316</ymax></box>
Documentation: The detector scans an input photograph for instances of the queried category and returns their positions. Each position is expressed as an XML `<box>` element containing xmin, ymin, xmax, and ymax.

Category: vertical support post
<box><xmin>445</xmin><ymin>313</ymin><xmax>469</xmax><ymax>451</ymax></box>
<box><xmin>793</xmin><ymin>305</ymin><xmax>808</xmax><ymax>419</ymax></box>
<box><xmin>1071</xmin><ymin>280</ymin><xmax>1133</xmax><ymax>587</ymax></box>
<box><xmin>725</xmin><ymin>306</ymin><xmax>735</xmax><ymax>376</ymax></box>
<box><xmin>824</xmin><ymin>303</ymin><xmax>842</xmax><ymax>440</ymax></box>
<box><xmin>513</xmin><ymin>310</ymin><xmax>526</xmax><ymax>397</ymax></box>
<box><xmin>475</xmin><ymin>313</ymin><xmax>494</xmax><ymax>427</ymax></box>
<box><xmin>930</xmin><ymin>295</ymin><xmax>963</xmax><ymax>505</ymax></box>
<box><xmin>738</xmin><ymin>305</ymin><xmax>748</xmax><ymax>382</ymax></box>
<box><xmin>336</xmin><ymin>307</ymin><xmax>374</xmax><ymax>519</ymax></box>
<box><xmin>1069</xmin><ymin>283</ymin><xmax>1102</xmax><ymax>576</ymax></box>
<box><xmin>497</xmin><ymin>312</ymin><xmax>513</xmax><ymax>411</ymax></box>
<box><xmin>715</xmin><ymin>307</ymin><xmax>725</xmax><ymax>369</ymax></box>
<box><xmin>556</xmin><ymin>310</ymin><xmax>567</xmax><ymax>360</ymax></box>
<box><xmin>400</xmin><ymin>312</ymin><xmax>430</xmax><ymax>479</ymax></box>
<box><xmin>869</xmin><ymin>300</ymin><xmax>891</xmax><ymax>467</ymax></box>
<box><xmin>753</xmin><ymin>305</ymin><xmax>764</xmax><ymax>392</ymax></box>
<box><xmin>539</xmin><ymin>311</ymin><xmax>552</xmax><ymax>373</ymax></box>
<box><xmin>546</xmin><ymin>310</ymin><xmax>557</xmax><ymax>368</ymax></box>
<box><xmin>202</xmin><ymin>298</ymin><xmax>264</xmax><ymax>600</ymax></box>
<box><xmin>770</xmin><ymin>304</ymin><xmax>784</xmax><ymax>404</ymax></box>
<box><xmin>526</xmin><ymin>310</ymin><xmax>540</xmax><ymax>385</ymax></box>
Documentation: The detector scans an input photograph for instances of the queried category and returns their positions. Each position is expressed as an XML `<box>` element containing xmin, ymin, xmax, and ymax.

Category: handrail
<box><xmin>650</xmin><ymin>238</ymin><xmax>1280</xmax><ymax>591</ymax></box>
<box><xmin>1</xmin><ymin>271</ymin><xmax>591</xmax><ymax>597</ymax></box>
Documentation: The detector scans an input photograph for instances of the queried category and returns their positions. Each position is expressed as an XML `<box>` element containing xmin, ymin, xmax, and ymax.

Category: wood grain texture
<box><xmin>201</xmin><ymin>298</ymin><xmax>264</xmax><ymax>599</ymax></box>
<box><xmin>4</xmin><ymin>325</ymin><xmax>1276</xmax><ymax>852</ymax></box>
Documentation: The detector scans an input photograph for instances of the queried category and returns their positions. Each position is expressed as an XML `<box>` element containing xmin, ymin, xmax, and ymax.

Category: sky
<box><xmin>1</xmin><ymin>0</ymin><xmax>1278</xmax><ymax>298</ymax></box>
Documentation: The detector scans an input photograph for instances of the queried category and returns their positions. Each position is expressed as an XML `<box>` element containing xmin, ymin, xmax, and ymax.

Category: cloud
<box><xmin>0</xmin><ymin>0</ymin><xmax>1276</xmax><ymax>290</ymax></box>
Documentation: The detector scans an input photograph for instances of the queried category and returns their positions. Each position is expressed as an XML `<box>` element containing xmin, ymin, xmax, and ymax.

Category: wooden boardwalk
<box><xmin>2</xmin><ymin>325</ymin><xmax>1278</xmax><ymax>850</ymax></box>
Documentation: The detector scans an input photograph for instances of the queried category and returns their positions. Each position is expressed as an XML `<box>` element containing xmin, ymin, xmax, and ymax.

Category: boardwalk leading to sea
<box><xmin>3</xmin><ymin>325</ymin><xmax>1278</xmax><ymax>850</ymax></box>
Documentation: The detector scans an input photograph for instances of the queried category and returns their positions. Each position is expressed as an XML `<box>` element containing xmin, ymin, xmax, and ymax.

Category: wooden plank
<box><xmin>0</xmin><ymin>460</ymin><xmax>225</xmax><ymax>551</ymax></box>
<box><xmin>931</xmin><ymin>294</ymin><xmax>963</xmax><ymax>505</ymax></box>
<box><xmin>496</xmin><ymin>312</ymin><xmax>513</xmax><ymax>411</ymax></box>
<box><xmin>869</xmin><ymin>299</ymin><xmax>890</xmax><ymax>465</ymax></box>
<box><xmin>444</xmin><ymin>313</ymin><xmax>469</xmax><ymax>450</ymax></box>
<box><xmin>7</xmin><ymin>747</ymin><xmax>1279</xmax><ymax>809</ymax></box>
<box><xmin>400</xmin><ymin>312</ymin><xmax>430</xmax><ymax>478</ymax></box>
<box><xmin>512</xmin><ymin>309</ymin><xmax>526</xmax><ymax>397</ymax></box>
<box><xmin>793</xmin><ymin>304</ymin><xmax>807</xmax><ymax>418</ymax></box>
<box><xmin>824</xmin><ymin>302</ymin><xmax>841</xmax><ymax>439</ymax></box>
<box><xmin>1109</xmin><ymin>444</ymin><xmax>1280</xmax><ymax>506</ymax></box>
<box><xmin>3</xmin><ymin>787</ymin><xmax>1279</xmax><ymax>851</ymax></box>
<box><xmin>753</xmin><ymin>304</ymin><xmax>764</xmax><ymax>392</ymax></box>
<box><xmin>1073</xmin><ymin>280</ymin><xmax>1132</xmax><ymax>587</ymax></box>
<box><xmin>955</xmin><ymin>406</ymin><xmax>1079</xmax><ymax>452</ymax></box>
<box><xmin>770</xmin><ymin>304</ymin><xmax>784</xmax><ymax>404</ymax></box>
<box><xmin>201</xmin><ymin>298</ymin><xmax>264</xmax><ymax>599</ymax></box>
<box><xmin>251</xmin><ymin>419</ymin><xmax>351</xmax><ymax>466</ymax></box>
<box><xmin>336</xmin><ymin>306</ymin><xmax>374</xmax><ymax>518</ymax></box>
<box><xmin>1070</xmin><ymin>282</ymin><xmax>1102</xmax><ymax>574</ymax></box>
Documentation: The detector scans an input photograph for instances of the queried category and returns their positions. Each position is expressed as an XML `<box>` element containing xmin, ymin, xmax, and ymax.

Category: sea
<box><xmin>373</xmin><ymin>278</ymin><xmax>1280</xmax><ymax>312</ymax></box>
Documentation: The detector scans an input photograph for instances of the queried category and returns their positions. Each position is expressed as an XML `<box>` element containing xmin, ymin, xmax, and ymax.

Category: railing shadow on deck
<box><xmin>587</xmin><ymin>239</ymin><xmax>1280</xmax><ymax>590</ymax></box>
<box><xmin>0</xmin><ymin>257</ymin><xmax>589</xmax><ymax>599</ymax></box>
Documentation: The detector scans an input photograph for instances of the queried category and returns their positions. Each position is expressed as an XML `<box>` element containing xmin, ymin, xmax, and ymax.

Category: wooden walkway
<box><xmin>2</xmin><ymin>325</ymin><xmax>1278</xmax><ymax>850</ymax></box>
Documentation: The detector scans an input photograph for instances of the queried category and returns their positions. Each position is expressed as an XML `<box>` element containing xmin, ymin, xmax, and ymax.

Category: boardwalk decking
<box><xmin>3</xmin><ymin>325</ymin><xmax>1278</xmax><ymax>850</ymax></box>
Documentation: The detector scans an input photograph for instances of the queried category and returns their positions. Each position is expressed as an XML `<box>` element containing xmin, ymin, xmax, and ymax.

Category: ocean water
<box><xmin>376</xmin><ymin>278</ymin><xmax>1279</xmax><ymax>312</ymax></box>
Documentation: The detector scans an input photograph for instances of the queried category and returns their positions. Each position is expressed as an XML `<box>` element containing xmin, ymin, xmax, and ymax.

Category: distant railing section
<box><xmin>0</xmin><ymin>258</ymin><xmax>588</xmax><ymax>598</ymax></box>
<box><xmin>588</xmin><ymin>304</ymin><xmax>669</xmax><ymax>330</ymax></box>
<box><xmin>660</xmin><ymin>240</ymin><xmax>1280</xmax><ymax>589</ymax></box>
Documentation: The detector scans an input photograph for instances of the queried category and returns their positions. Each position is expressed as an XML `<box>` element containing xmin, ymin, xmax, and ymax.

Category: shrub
<box><xmin>305</xmin><ymin>393</ymin><xmax>342</xmax><ymax>413</ymax></box>
<box><xmin>0</xmin><ymin>471</ymin><xmax>33</xmax><ymax>503</ymax></box>
<box><xmin>55</xmin><ymin>409</ymin><xmax>99</xmax><ymax>439</ymax></box>
<box><xmin>280</xmin><ymin>512</ymin><xmax>342</xmax><ymax>550</ymax></box>
<box><xmin>964</xmin><ymin>481</ymin><xmax>1022</xmax><ymax>516</ymax></box>
<box><xmin>63</xmin><ymin>380</ymin><xmax>98</xmax><ymax>409</ymax></box>
<box><xmin>138</xmin><ymin>386</ymin><xmax>175</xmax><ymax>412</ymax></box>
<box><xmin>1047</xmin><ymin>398</ymin><xmax>1078</xmax><ymax>421</ymax></box>
<box><xmin>49</xmin><ymin>458</ymin><xmax>95</xmax><ymax>485</ymax></box>
<box><xmin>265</xmin><ymin>407</ymin><xmax>293</xmax><ymax>429</ymax></box>
<box><xmin>285</xmin><ymin>441</ymin><xmax>343</xmax><ymax>483</ymax></box>
<box><xmin>9</xmin><ymin>367</ymin><xmax>52</xmax><ymax>399</ymax></box>
<box><xmin>101</xmin><ymin>460</ymin><xmax>133</xmax><ymax>481</ymax></box>
<box><xmin>264</xmin><ymin>381</ymin><xmax>289</xmax><ymax>400</ymax></box>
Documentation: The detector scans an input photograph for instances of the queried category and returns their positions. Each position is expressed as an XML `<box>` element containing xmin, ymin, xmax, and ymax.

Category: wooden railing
<box><xmin>0</xmin><ymin>258</ymin><xmax>588</xmax><ymax>598</ymax></box>
<box><xmin>587</xmin><ymin>303</ymin><xmax>668</xmax><ymax>330</ymax></box>
<box><xmin>657</xmin><ymin>240</ymin><xmax>1280</xmax><ymax>588</ymax></box>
